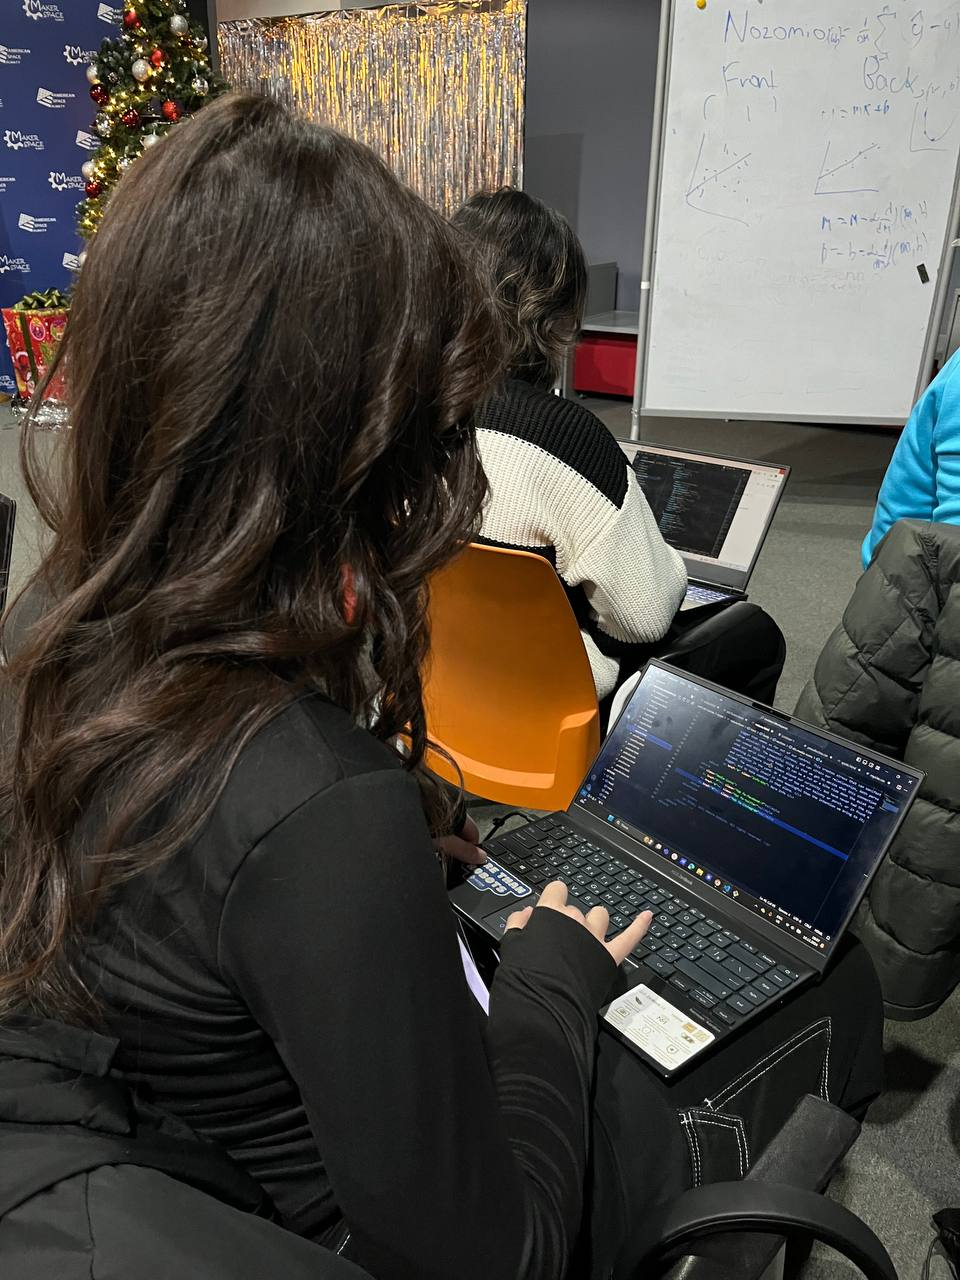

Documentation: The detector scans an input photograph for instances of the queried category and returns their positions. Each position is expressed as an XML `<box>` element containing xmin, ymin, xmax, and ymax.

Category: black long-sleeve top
<box><xmin>80</xmin><ymin>695</ymin><xmax>616</xmax><ymax>1279</ymax></box>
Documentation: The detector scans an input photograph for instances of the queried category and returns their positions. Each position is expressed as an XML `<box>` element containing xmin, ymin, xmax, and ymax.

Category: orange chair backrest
<box><xmin>424</xmin><ymin>543</ymin><xmax>601</xmax><ymax>810</ymax></box>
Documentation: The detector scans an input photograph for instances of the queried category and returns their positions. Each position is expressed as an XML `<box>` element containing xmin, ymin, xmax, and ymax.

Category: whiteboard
<box><xmin>641</xmin><ymin>0</ymin><xmax>960</xmax><ymax>423</ymax></box>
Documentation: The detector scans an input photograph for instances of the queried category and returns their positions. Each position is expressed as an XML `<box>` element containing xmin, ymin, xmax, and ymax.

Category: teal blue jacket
<box><xmin>863</xmin><ymin>349</ymin><xmax>960</xmax><ymax>568</ymax></box>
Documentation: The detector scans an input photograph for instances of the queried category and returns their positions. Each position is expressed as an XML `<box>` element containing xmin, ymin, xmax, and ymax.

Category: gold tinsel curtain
<box><xmin>217</xmin><ymin>1</ymin><xmax>525</xmax><ymax>216</ymax></box>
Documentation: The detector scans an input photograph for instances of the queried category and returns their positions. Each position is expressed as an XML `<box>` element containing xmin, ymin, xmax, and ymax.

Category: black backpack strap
<box><xmin>0</xmin><ymin>1125</ymin><xmax>274</xmax><ymax>1221</ymax></box>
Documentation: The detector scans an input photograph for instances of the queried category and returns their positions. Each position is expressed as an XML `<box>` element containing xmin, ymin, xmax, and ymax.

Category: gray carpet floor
<box><xmin>2</xmin><ymin>399</ymin><xmax>958</xmax><ymax>1276</ymax></box>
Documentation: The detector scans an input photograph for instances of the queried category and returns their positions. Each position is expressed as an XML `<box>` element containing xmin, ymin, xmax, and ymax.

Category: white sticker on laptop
<box><xmin>466</xmin><ymin>859</ymin><xmax>531</xmax><ymax>899</ymax></box>
<box><xmin>604</xmin><ymin>984</ymin><xmax>715</xmax><ymax>1069</ymax></box>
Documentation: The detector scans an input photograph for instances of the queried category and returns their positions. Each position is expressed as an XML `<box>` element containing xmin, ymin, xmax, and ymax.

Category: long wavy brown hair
<box><xmin>452</xmin><ymin>188</ymin><xmax>586</xmax><ymax>389</ymax></box>
<box><xmin>0</xmin><ymin>94</ymin><xmax>502</xmax><ymax>1020</ymax></box>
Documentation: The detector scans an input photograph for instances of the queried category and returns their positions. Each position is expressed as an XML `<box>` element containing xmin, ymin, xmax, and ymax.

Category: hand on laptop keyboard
<box><xmin>506</xmin><ymin>881</ymin><xmax>654</xmax><ymax>967</ymax></box>
<box><xmin>487</xmin><ymin>817</ymin><xmax>804</xmax><ymax>1026</ymax></box>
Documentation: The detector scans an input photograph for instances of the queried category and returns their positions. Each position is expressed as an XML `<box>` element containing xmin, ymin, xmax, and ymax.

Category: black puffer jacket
<box><xmin>796</xmin><ymin>519</ymin><xmax>960</xmax><ymax>1020</ymax></box>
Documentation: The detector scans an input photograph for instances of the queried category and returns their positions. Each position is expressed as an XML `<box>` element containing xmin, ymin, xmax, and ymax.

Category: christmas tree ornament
<box><xmin>78</xmin><ymin>0</ymin><xmax>226</xmax><ymax>241</ymax></box>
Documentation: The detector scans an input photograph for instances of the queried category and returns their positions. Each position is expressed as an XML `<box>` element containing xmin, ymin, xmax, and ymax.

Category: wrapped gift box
<box><xmin>2</xmin><ymin>291</ymin><xmax>69</xmax><ymax>404</ymax></box>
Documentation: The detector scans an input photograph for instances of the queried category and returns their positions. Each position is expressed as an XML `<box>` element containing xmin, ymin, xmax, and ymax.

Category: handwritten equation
<box><xmin>680</xmin><ymin>3</ymin><xmax>960</xmax><ymax>277</ymax></box>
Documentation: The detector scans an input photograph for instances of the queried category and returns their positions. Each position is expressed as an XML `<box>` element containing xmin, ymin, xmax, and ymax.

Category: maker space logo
<box><xmin>0</xmin><ymin>373</ymin><xmax>15</xmax><ymax>395</ymax></box>
<box><xmin>0</xmin><ymin>254</ymin><xmax>31</xmax><ymax>276</ymax></box>
<box><xmin>18</xmin><ymin>212</ymin><xmax>56</xmax><ymax>234</ymax></box>
<box><xmin>64</xmin><ymin>45</ymin><xmax>96</xmax><ymax>67</ymax></box>
<box><xmin>3</xmin><ymin>129</ymin><xmax>44</xmax><ymax>152</ymax></box>
<box><xmin>37</xmin><ymin>87</ymin><xmax>74</xmax><ymax>110</ymax></box>
<box><xmin>22</xmin><ymin>0</ymin><xmax>64</xmax><ymax>20</ymax></box>
<box><xmin>0</xmin><ymin>46</ymin><xmax>31</xmax><ymax>66</ymax></box>
<box><xmin>49</xmin><ymin>171</ymin><xmax>84</xmax><ymax>192</ymax></box>
<box><xmin>97</xmin><ymin>3</ymin><xmax>122</xmax><ymax>21</ymax></box>
<box><xmin>75</xmin><ymin>130</ymin><xmax>98</xmax><ymax>151</ymax></box>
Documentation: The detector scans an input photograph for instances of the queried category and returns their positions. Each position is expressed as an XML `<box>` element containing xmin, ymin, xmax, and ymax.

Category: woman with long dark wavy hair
<box><xmin>0</xmin><ymin>95</ymin><xmax>653</xmax><ymax>1277</ymax></box>
<box><xmin>1</xmin><ymin>95</ymin><xmax>888</xmax><ymax>1280</ymax></box>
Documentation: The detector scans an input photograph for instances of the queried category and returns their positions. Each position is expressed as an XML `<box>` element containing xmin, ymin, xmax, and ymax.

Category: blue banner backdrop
<box><xmin>0</xmin><ymin>0</ymin><xmax>122</xmax><ymax>393</ymax></box>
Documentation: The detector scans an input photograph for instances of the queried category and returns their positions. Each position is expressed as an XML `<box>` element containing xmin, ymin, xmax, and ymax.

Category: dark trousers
<box><xmin>598</xmin><ymin>602</ymin><xmax>788</xmax><ymax>733</ymax></box>
<box><xmin>582</xmin><ymin>935</ymin><xmax>884</xmax><ymax>1278</ymax></box>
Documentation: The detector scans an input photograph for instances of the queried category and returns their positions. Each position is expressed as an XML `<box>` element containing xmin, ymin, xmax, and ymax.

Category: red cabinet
<box><xmin>573</xmin><ymin>331</ymin><xmax>638</xmax><ymax>398</ymax></box>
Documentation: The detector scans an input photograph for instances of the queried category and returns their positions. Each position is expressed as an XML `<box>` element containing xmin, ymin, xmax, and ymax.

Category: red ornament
<box><xmin>89</xmin><ymin>83</ymin><xmax>109</xmax><ymax>106</ymax></box>
<box><xmin>123</xmin><ymin>8</ymin><xmax>141</xmax><ymax>28</ymax></box>
<box><xmin>121</xmin><ymin>108</ymin><xmax>141</xmax><ymax>128</ymax></box>
<box><xmin>149</xmin><ymin>48</ymin><xmax>166</xmax><ymax>68</ymax></box>
<box><xmin>161</xmin><ymin>99</ymin><xmax>181</xmax><ymax>122</ymax></box>
<box><xmin>84</xmin><ymin>180</ymin><xmax>102</xmax><ymax>199</ymax></box>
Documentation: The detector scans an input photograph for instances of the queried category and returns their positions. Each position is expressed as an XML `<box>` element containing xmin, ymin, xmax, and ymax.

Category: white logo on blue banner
<box><xmin>0</xmin><ymin>176</ymin><xmax>16</xmax><ymax>193</ymax></box>
<box><xmin>22</xmin><ymin>1</ymin><xmax>65</xmax><ymax>21</ymax></box>
<box><xmin>97</xmin><ymin>4</ymin><xmax>121</xmax><ymax>22</ymax></box>
<box><xmin>0</xmin><ymin>46</ymin><xmax>32</xmax><ymax>66</ymax></box>
<box><xmin>62</xmin><ymin>251</ymin><xmax>82</xmax><ymax>271</ymax></box>
<box><xmin>3</xmin><ymin>129</ymin><xmax>44</xmax><ymax>151</ymax></box>
<box><xmin>18</xmin><ymin>213</ymin><xmax>56</xmax><ymax>234</ymax></box>
<box><xmin>48</xmin><ymin>171</ymin><xmax>83</xmax><ymax>191</ymax></box>
<box><xmin>75</xmin><ymin>129</ymin><xmax>98</xmax><ymax>150</ymax></box>
<box><xmin>63</xmin><ymin>45</ymin><xmax>96</xmax><ymax>66</ymax></box>
<box><xmin>37</xmin><ymin>86</ymin><xmax>75</xmax><ymax>109</ymax></box>
<box><xmin>0</xmin><ymin>255</ymin><xmax>32</xmax><ymax>275</ymax></box>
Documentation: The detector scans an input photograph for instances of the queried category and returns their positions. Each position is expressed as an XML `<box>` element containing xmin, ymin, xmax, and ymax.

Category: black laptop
<box><xmin>0</xmin><ymin>495</ymin><xmax>16</xmax><ymax>616</ymax></box>
<box><xmin>451</xmin><ymin>661</ymin><xmax>922</xmax><ymax>1078</ymax></box>
<box><xmin>621</xmin><ymin>443</ymin><xmax>790</xmax><ymax>613</ymax></box>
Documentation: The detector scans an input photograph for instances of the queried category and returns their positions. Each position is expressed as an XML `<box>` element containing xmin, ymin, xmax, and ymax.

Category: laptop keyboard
<box><xmin>486</xmin><ymin>815</ymin><xmax>802</xmax><ymax>1027</ymax></box>
<box><xmin>685</xmin><ymin>583</ymin><xmax>733</xmax><ymax>605</ymax></box>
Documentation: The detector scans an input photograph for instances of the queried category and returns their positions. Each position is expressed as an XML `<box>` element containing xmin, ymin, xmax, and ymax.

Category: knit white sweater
<box><xmin>477</xmin><ymin>381</ymin><xmax>687</xmax><ymax>697</ymax></box>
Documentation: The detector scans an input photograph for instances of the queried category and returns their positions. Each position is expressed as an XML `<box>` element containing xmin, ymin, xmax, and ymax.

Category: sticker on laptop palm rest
<box><xmin>467</xmin><ymin>860</ymin><xmax>532</xmax><ymax>899</ymax></box>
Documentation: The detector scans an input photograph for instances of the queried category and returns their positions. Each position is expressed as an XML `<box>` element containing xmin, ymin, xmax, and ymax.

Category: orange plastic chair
<box><xmin>424</xmin><ymin>543</ymin><xmax>601</xmax><ymax>811</ymax></box>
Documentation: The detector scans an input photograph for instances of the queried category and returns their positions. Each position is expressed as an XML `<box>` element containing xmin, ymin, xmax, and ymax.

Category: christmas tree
<box><xmin>77</xmin><ymin>1</ymin><xmax>227</xmax><ymax>240</ymax></box>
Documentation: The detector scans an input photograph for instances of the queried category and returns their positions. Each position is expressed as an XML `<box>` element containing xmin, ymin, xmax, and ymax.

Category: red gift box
<box><xmin>2</xmin><ymin>303</ymin><xmax>69</xmax><ymax>403</ymax></box>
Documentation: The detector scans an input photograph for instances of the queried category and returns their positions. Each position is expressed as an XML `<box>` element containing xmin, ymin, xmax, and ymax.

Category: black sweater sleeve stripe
<box><xmin>479</xmin><ymin>381</ymin><xmax>628</xmax><ymax>507</ymax></box>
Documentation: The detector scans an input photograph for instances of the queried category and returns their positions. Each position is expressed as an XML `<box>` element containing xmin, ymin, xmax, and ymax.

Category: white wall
<box><xmin>525</xmin><ymin>0</ymin><xmax>661</xmax><ymax>313</ymax></box>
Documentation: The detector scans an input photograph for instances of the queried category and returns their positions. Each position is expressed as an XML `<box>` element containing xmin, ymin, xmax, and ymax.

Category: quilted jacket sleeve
<box><xmin>796</xmin><ymin>520</ymin><xmax>960</xmax><ymax>1019</ymax></box>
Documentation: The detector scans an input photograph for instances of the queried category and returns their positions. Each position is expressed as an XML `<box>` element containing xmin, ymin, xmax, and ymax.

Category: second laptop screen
<box><xmin>631</xmin><ymin>448</ymin><xmax>785</xmax><ymax>573</ymax></box>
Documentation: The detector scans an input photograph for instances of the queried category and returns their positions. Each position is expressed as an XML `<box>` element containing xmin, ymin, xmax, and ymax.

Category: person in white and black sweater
<box><xmin>453</xmin><ymin>189</ymin><xmax>786</xmax><ymax>711</ymax></box>
<box><xmin>452</xmin><ymin>189</ymin><xmax>688</xmax><ymax>700</ymax></box>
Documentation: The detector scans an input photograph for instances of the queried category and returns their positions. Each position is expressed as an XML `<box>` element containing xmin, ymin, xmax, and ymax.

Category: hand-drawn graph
<box><xmin>685</xmin><ymin>133</ymin><xmax>752</xmax><ymax>226</ymax></box>
<box><xmin>814</xmin><ymin>141</ymin><xmax>880</xmax><ymax>196</ymax></box>
<box><xmin>910</xmin><ymin>99</ymin><xmax>958</xmax><ymax>153</ymax></box>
